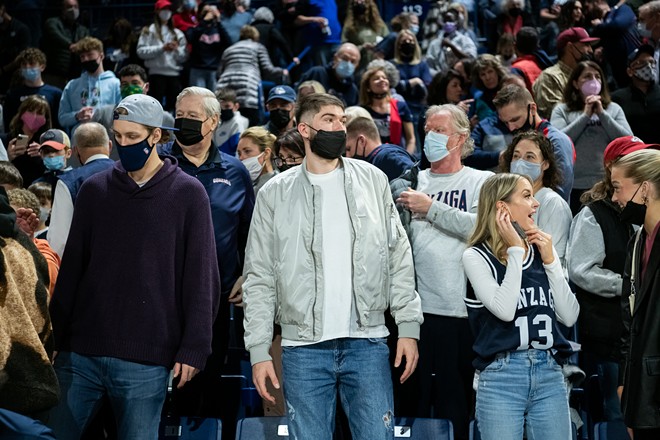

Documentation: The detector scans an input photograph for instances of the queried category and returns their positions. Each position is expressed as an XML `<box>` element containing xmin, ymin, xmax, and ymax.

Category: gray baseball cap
<box><xmin>113</xmin><ymin>94</ymin><xmax>175</xmax><ymax>130</ymax></box>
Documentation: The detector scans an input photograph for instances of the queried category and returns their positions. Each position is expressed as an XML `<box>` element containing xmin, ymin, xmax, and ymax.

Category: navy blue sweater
<box><xmin>50</xmin><ymin>157</ymin><xmax>221</xmax><ymax>370</ymax></box>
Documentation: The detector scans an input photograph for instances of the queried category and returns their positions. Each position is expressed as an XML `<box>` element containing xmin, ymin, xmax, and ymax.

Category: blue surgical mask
<box><xmin>424</xmin><ymin>131</ymin><xmax>457</xmax><ymax>163</ymax></box>
<box><xmin>43</xmin><ymin>156</ymin><xmax>66</xmax><ymax>171</ymax></box>
<box><xmin>510</xmin><ymin>159</ymin><xmax>542</xmax><ymax>182</ymax></box>
<box><xmin>410</xmin><ymin>25</ymin><xmax>419</xmax><ymax>34</ymax></box>
<box><xmin>335</xmin><ymin>60</ymin><xmax>355</xmax><ymax>79</ymax></box>
<box><xmin>115</xmin><ymin>136</ymin><xmax>154</xmax><ymax>172</ymax></box>
<box><xmin>21</xmin><ymin>67</ymin><xmax>41</xmax><ymax>82</ymax></box>
<box><xmin>638</xmin><ymin>22</ymin><xmax>653</xmax><ymax>39</ymax></box>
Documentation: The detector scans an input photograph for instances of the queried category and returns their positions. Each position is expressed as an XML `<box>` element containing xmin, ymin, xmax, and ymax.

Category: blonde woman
<box><xmin>463</xmin><ymin>173</ymin><xmax>579</xmax><ymax>440</ymax></box>
<box><xmin>611</xmin><ymin>149</ymin><xmax>660</xmax><ymax>440</ymax></box>
<box><xmin>237</xmin><ymin>126</ymin><xmax>277</xmax><ymax>193</ymax></box>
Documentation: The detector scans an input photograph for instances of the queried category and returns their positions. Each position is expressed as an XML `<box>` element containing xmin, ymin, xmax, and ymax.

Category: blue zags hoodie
<box><xmin>58</xmin><ymin>70</ymin><xmax>121</xmax><ymax>132</ymax></box>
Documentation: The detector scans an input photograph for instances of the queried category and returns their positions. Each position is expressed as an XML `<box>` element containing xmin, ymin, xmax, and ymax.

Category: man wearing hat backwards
<box><xmin>33</xmin><ymin>129</ymin><xmax>73</xmax><ymax>188</ymax></box>
<box><xmin>264</xmin><ymin>85</ymin><xmax>297</xmax><ymax>136</ymax></box>
<box><xmin>533</xmin><ymin>27</ymin><xmax>599</xmax><ymax>119</ymax></box>
<box><xmin>47</xmin><ymin>93</ymin><xmax>220</xmax><ymax>439</ymax></box>
<box><xmin>612</xmin><ymin>44</ymin><xmax>660</xmax><ymax>145</ymax></box>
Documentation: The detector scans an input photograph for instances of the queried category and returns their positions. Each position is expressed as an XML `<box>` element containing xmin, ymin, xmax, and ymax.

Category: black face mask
<box><xmin>572</xmin><ymin>46</ymin><xmax>593</xmax><ymax>63</ymax></box>
<box><xmin>81</xmin><ymin>59</ymin><xmax>100</xmax><ymax>73</ymax></box>
<box><xmin>620</xmin><ymin>184</ymin><xmax>647</xmax><ymax>225</ymax></box>
<box><xmin>368</xmin><ymin>90</ymin><xmax>388</xmax><ymax>100</ymax></box>
<box><xmin>175</xmin><ymin>117</ymin><xmax>209</xmax><ymax>146</ymax></box>
<box><xmin>511</xmin><ymin>104</ymin><xmax>536</xmax><ymax>135</ymax></box>
<box><xmin>306</xmin><ymin>124</ymin><xmax>346</xmax><ymax>159</ymax></box>
<box><xmin>509</xmin><ymin>7</ymin><xmax>522</xmax><ymax>17</ymax></box>
<box><xmin>400</xmin><ymin>42</ymin><xmax>415</xmax><ymax>57</ymax></box>
<box><xmin>269</xmin><ymin>108</ymin><xmax>291</xmax><ymax>129</ymax></box>
<box><xmin>352</xmin><ymin>137</ymin><xmax>367</xmax><ymax>161</ymax></box>
<box><xmin>352</xmin><ymin>3</ymin><xmax>366</xmax><ymax>15</ymax></box>
<box><xmin>220</xmin><ymin>108</ymin><xmax>234</xmax><ymax>122</ymax></box>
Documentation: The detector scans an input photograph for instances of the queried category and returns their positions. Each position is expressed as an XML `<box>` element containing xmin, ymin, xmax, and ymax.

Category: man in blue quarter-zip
<box><xmin>162</xmin><ymin>86</ymin><xmax>255</xmax><ymax>415</ymax></box>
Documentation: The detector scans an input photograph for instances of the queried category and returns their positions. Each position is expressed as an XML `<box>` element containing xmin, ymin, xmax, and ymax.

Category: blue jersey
<box><xmin>464</xmin><ymin>243</ymin><xmax>573</xmax><ymax>370</ymax></box>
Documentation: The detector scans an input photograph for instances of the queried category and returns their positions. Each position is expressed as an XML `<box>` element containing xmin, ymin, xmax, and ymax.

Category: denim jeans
<box><xmin>189</xmin><ymin>68</ymin><xmax>218</xmax><ymax>91</ymax></box>
<box><xmin>281</xmin><ymin>338</ymin><xmax>394</xmax><ymax>440</ymax></box>
<box><xmin>47</xmin><ymin>352</ymin><xmax>169</xmax><ymax>440</ymax></box>
<box><xmin>476</xmin><ymin>349</ymin><xmax>571</xmax><ymax>440</ymax></box>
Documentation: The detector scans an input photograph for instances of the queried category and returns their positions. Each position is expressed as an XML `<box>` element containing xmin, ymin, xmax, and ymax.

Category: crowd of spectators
<box><xmin>1</xmin><ymin>0</ymin><xmax>660</xmax><ymax>439</ymax></box>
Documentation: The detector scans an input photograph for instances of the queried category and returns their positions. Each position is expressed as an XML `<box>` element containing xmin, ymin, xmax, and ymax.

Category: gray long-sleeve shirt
<box><xmin>550</xmin><ymin>102</ymin><xmax>632</xmax><ymax>189</ymax></box>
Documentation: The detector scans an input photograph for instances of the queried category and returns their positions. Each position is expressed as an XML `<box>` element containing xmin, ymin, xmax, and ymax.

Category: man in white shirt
<box><xmin>392</xmin><ymin>104</ymin><xmax>492</xmax><ymax>440</ymax></box>
<box><xmin>243</xmin><ymin>93</ymin><xmax>422</xmax><ymax>440</ymax></box>
<box><xmin>47</xmin><ymin>122</ymin><xmax>114</xmax><ymax>256</ymax></box>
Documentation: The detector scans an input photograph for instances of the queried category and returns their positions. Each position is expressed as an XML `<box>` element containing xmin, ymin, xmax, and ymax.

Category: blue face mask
<box><xmin>410</xmin><ymin>25</ymin><xmax>419</xmax><ymax>34</ymax></box>
<box><xmin>510</xmin><ymin>159</ymin><xmax>542</xmax><ymax>182</ymax></box>
<box><xmin>21</xmin><ymin>67</ymin><xmax>41</xmax><ymax>82</ymax></box>
<box><xmin>335</xmin><ymin>60</ymin><xmax>355</xmax><ymax>79</ymax></box>
<box><xmin>115</xmin><ymin>136</ymin><xmax>154</xmax><ymax>172</ymax></box>
<box><xmin>424</xmin><ymin>130</ymin><xmax>457</xmax><ymax>163</ymax></box>
<box><xmin>43</xmin><ymin>155</ymin><xmax>66</xmax><ymax>171</ymax></box>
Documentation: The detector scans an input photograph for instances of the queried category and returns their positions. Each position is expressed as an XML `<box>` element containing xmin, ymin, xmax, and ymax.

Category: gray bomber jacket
<box><xmin>243</xmin><ymin>157</ymin><xmax>423</xmax><ymax>365</ymax></box>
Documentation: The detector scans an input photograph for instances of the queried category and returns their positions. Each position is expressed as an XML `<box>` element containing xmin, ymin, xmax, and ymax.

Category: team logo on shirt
<box><xmin>213</xmin><ymin>178</ymin><xmax>231</xmax><ymax>186</ymax></box>
<box><xmin>427</xmin><ymin>189</ymin><xmax>468</xmax><ymax>211</ymax></box>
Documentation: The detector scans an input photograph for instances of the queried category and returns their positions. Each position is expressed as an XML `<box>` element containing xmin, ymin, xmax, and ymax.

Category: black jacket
<box><xmin>620</xmin><ymin>225</ymin><xmax>660</xmax><ymax>428</ymax></box>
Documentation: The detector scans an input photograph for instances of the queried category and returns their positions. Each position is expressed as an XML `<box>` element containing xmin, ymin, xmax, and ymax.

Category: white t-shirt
<box><xmin>410</xmin><ymin>166</ymin><xmax>492</xmax><ymax>317</ymax></box>
<box><xmin>282</xmin><ymin>166</ymin><xmax>388</xmax><ymax>346</ymax></box>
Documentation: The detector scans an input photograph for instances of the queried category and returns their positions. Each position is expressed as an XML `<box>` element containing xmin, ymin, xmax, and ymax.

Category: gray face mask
<box><xmin>633</xmin><ymin>62</ymin><xmax>658</xmax><ymax>83</ymax></box>
<box><xmin>65</xmin><ymin>7</ymin><xmax>80</xmax><ymax>21</ymax></box>
<box><xmin>510</xmin><ymin>159</ymin><xmax>542</xmax><ymax>182</ymax></box>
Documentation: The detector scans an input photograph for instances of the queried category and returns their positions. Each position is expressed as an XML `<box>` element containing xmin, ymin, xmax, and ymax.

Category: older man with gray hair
<box><xmin>47</xmin><ymin>121</ymin><xmax>114</xmax><ymax>257</ymax></box>
<box><xmin>391</xmin><ymin>104</ymin><xmax>493</xmax><ymax>440</ymax></box>
<box><xmin>162</xmin><ymin>86</ymin><xmax>254</xmax><ymax>417</ymax></box>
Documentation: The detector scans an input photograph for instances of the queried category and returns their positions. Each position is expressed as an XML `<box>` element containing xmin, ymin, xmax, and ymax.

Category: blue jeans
<box><xmin>281</xmin><ymin>338</ymin><xmax>394</xmax><ymax>440</ymax></box>
<box><xmin>189</xmin><ymin>68</ymin><xmax>218</xmax><ymax>91</ymax></box>
<box><xmin>476</xmin><ymin>350</ymin><xmax>571</xmax><ymax>440</ymax></box>
<box><xmin>47</xmin><ymin>352</ymin><xmax>169</xmax><ymax>440</ymax></box>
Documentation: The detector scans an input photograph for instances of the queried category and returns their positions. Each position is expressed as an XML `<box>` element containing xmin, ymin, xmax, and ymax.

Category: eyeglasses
<box><xmin>275</xmin><ymin>155</ymin><xmax>304</xmax><ymax>167</ymax></box>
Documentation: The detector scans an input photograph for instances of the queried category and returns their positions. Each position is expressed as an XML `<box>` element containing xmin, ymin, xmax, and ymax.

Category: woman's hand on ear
<box><xmin>496</xmin><ymin>205</ymin><xmax>525</xmax><ymax>249</ymax></box>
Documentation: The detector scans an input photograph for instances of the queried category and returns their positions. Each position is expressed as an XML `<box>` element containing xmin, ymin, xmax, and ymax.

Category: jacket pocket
<box><xmin>645</xmin><ymin>356</ymin><xmax>660</xmax><ymax>376</ymax></box>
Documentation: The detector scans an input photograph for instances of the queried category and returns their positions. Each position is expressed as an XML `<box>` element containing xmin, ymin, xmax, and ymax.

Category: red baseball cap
<box><xmin>603</xmin><ymin>136</ymin><xmax>660</xmax><ymax>165</ymax></box>
<box><xmin>557</xmin><ymin>27</ymin><xmax>599</xmax><ymax>53</ymax></box>
<box><xmin>154</xmin><ymin>0</ymin><xmax>172</xmax><ymax>11</ymax></box>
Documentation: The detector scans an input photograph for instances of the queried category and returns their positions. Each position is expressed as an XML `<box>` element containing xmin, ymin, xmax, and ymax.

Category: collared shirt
<box><xmin>48</xmin><ymin>154</ymin><xmax>112</xmax><ymax>257</ymax></box>
<box><xmin>167</xmin><ymin>142</ymin><xmax>255</xmax><ymax>295</ymax></box>
<box><xmin>533</xmin><ymin>60</ymin><xmax>573</xmax><ymax>120</ymax></box>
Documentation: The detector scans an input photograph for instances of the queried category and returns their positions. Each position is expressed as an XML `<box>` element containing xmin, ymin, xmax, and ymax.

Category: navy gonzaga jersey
<box><xmin>465</xmin><ymin>243</ymin><xmax>574</xmax><ymax>370</ymax></box>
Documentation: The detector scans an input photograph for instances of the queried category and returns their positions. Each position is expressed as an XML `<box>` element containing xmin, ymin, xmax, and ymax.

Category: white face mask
<box><xmin>39</xmin><ymin>207</ymin><xmax>50</xmax><ymax>224</ymax></box>
<box><xmin>242</xmin><ymin>153</ymin><xmax>264</xmax><ymax>182</ymax></box>
<box><xmin>158</xmin><ymin>10</ymin><xmax>172</xmax><ymax>22</ymax></box>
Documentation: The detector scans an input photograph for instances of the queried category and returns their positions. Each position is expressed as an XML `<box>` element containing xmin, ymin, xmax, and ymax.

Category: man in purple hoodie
<box><xmin>48</xmin><ymin>94</ymin><xmax>220</xmax><ymax>439</ymax></box>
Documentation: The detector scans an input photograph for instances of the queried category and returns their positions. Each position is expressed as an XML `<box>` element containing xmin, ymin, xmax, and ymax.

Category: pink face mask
<box><xmin>21</xmin><ymin>111</ymin><xmax>47</xmax><ymax>132</ymax></box>
<box><xmin>580</xmin><ymin>79</ymin><xmax>601</xmax><ymax>97</ymax></box>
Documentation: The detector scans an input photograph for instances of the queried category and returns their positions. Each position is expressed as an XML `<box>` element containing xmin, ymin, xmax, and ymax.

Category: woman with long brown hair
<box><xmin>551</xmin><ymin>60</ymin><xmax>632</xmax><ymax>213</ymax></box>
<box><xmin>359</xmin><ymin>66</ymin><xmax>416</xmax><ymax>155</ymax></box>
<box><xmin>7</xmin><ymin>95</ymin><xmax>53</xmax><ymax>186</ymax></box>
